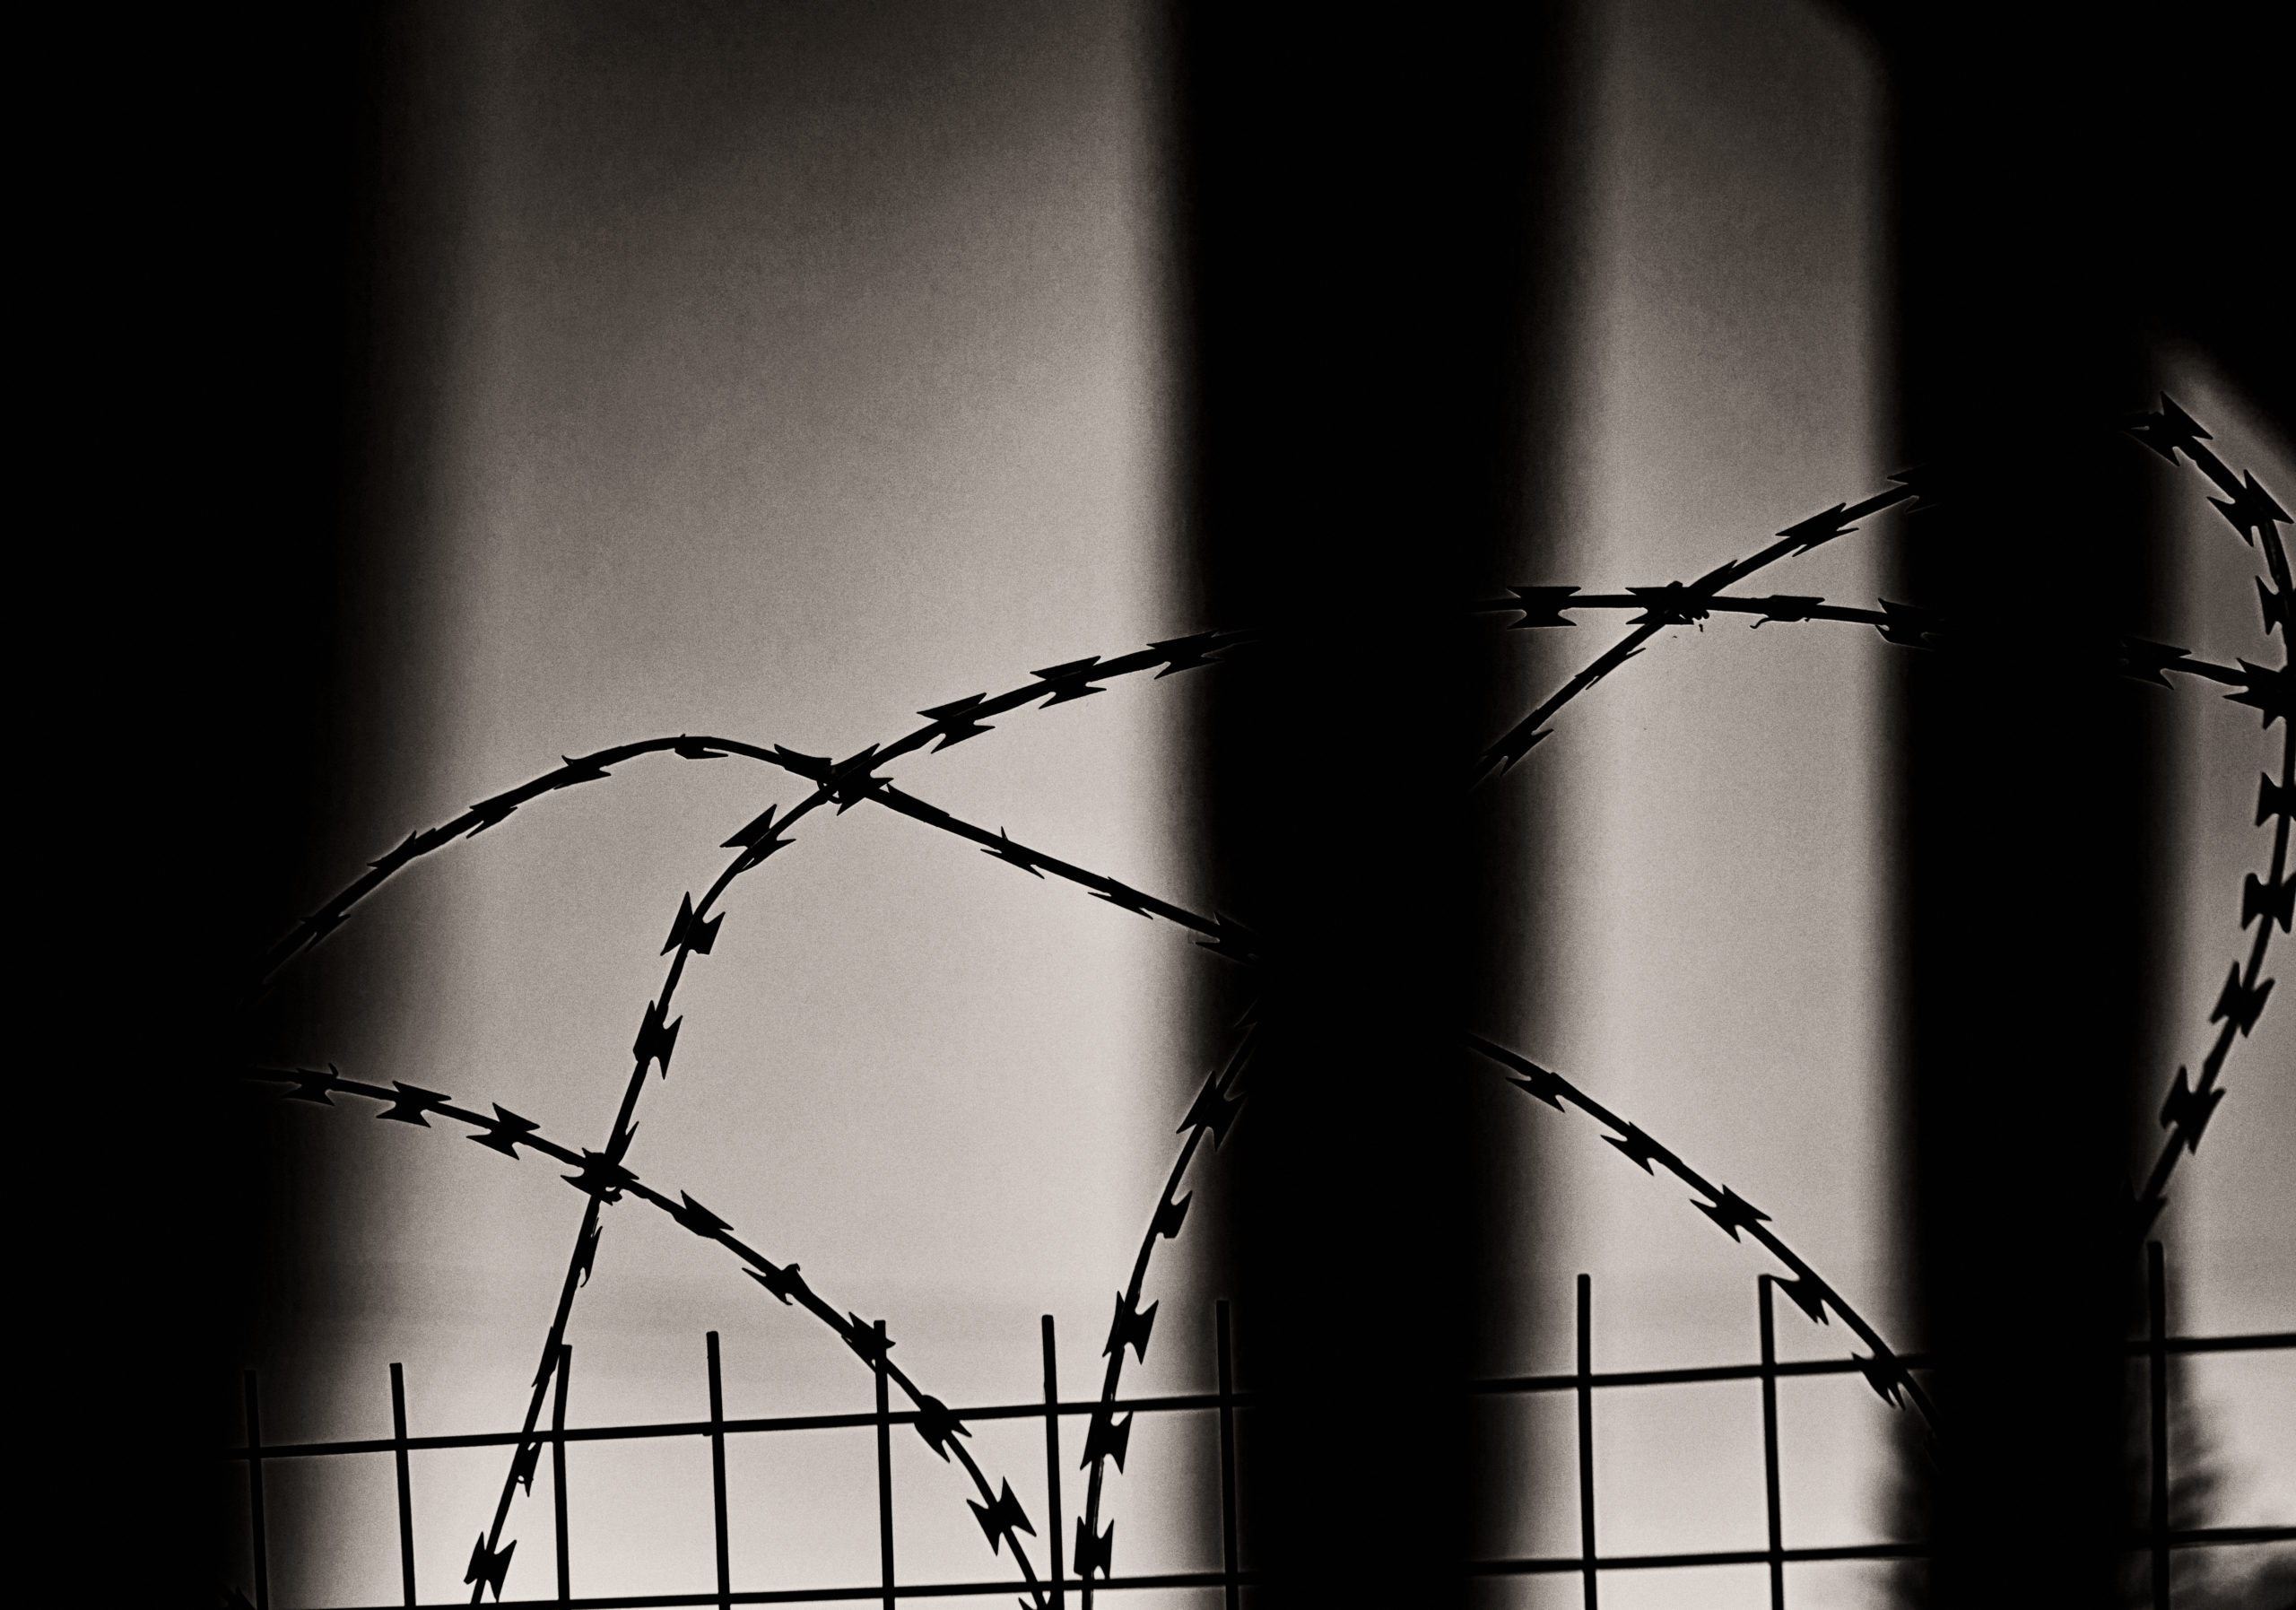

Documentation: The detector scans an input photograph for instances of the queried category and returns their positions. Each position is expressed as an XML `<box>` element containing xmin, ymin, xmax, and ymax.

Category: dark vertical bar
<box><xmin>708</xmin><ymin>1332</ymin><xmax>731</xmax><ymax>1610</ymax></box>
<box><xmin>552</xmin><ymin>1345</ymin><xmax>571</xmax><ymax>1606</ymax></box>
<box><xmin>1178</xmin><ymin>6</ymin><xmax>1549</xmax><ymax>1605</ymax></box>
<box><xmin>1758</xmin><ymin>1279</ymin><xmax>1785</xmax><ymax>1610</ymax></box>
<box><xmin>1874</xmin><ymin>3</ymin><xmax>2162</xmax><ymax>1600</ymax></box>
<box><xmin>243</xmin><ymin>1370</ymin><xmax>271</xmax><ymax>1610</ymax></box>
<box><xmin>1040</xmin><ymin>1317</ymin><xmax>1065</xmax><ymax>1609</ymax></box>
<box><xmin>390</xmin><ymin>1362</ymin><xmax>417</xmax><ymax>1606</ymax></box>
<box><xmin>1215</xmin><ymin>1301</ymin><xmax>1239</xmax><ymax>1610</ymax></box>
<box><xmin>874</xmin><ymin>1320</ymin><xmax>894</xmax><ymax>1610</ymax></box>
<box><xmin>1576</xmin><ymin>1275</ymin><xmax>1596</xmax><ymax>1610</ymax></box>
<box><xmin>2148</xmin><ymin>1241</ymin><xmax>2170</xmax><ymax>1610</ymax></box>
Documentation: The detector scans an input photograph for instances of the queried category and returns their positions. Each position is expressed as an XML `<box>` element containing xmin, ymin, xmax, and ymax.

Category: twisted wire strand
<box><xmin>259</xmin><ymin>631</ymin><xmax>1257</xmax><ymax>985</ymax></box>
<box><xmin>1470</xmin><ymin>587</ymin><xmax>2262</xmax><ymax>698</ymax></box>
<box><xmin>867</xmin><ymin>783</ymin><xmax>1257</xmax><ymax>962</ymax></box>
<box><xmin>391</xmin><ymin>640</ymin><xmax>1253</xmax><ymax>1595</ymax></box>
<box><xmin>1068</xmin><ymin>1020</ymin><xmax>1255</xmax><ymax>1605</ymax></box>
<box><xmin>1474</xmin><ymin>476</ymin><xmax>1922</xmax><ymax>778</ymax></box>
<box><xmin>2124</xmin><ymin>397</ymin><xmax>2292</xmax><ymax>1238</ymax></box>
<box><xmin>245</xmin><ymin>1066</ymin><xmax>1055</xmax><ymax>1608</ymax></box>
<box><xmin>1464</xmin><ymin>1033</ymin><xmax>1938</xmax><ymax>1429</ymax></box>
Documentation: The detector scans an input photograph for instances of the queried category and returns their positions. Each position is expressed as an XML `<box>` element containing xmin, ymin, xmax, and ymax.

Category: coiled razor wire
<box><xmin>245</xmin><ymin>397</ymin><xmax>2287</xmax><ymax>1601</ymax></box>
<box><xmin>242</xmin><ymin>1064</ymin><xmax>1055</xmax><ymax>1605</ymax></box>
<box><xmin>257</xmin><ymin>632</ymin><xmax>1256</xmax><ymax>1599</ymax></box>
<box><xmin>2121</xmin><ymin>398</ymin><xmax>2292</xmax><ymax>1240</ymax></box>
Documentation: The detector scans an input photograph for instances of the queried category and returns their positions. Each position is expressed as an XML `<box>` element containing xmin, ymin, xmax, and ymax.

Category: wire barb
<box><xmin>662</xmin><ymin>893</ymin><xmax>724</xmax><ymax>956</ymax></box>
<box><xmin>632</xmin><ymin>999</ymin><xmax>683</xmax><ymax>1079</ymax></box>
<box><xmin>1074</xmin><ymin>1518</ymin><xmax>1115</xmax><ymax>1580</ymax></box>
<box><xmin>378</xmin><ymin>1083</ymin><xmax>449</xmax><ymax>1127</ymax></box>
<box><xmin>467</xmin><ymin>1105</ymin><xmax>540</xmax><ymax>1159</ymax></box>
<box><xmin>1695</xmin><ymin>1187</ymin><xmax>1771</xmax><ymax>1241</ymax></box>
<box><xmin>914</xmin><ymin>1393</ymin><xmax>970</xmax><ymax>1459</ymax></box>
<box><xmin>1081</xmin><ymin>1410</ymin><xmax>1134</xmax><ymax>1474</ymax></box>
<box><xmin>2158</xmin><ymin>1068</ymin><xmax>2225</xmax><ymax>1155</ymax></box>
<box><xmin>1104</xmin><ymin>1292</ymin><xmax>1157</xmax><ymax>1364</ymax></box>
<box><xmin>2208</xmin><ymin>967</ymin><xmax>2274</xmax><ymax>1036</ymax></box>
<box><xmin>464</xmin><ymin>1535</ymin><xmax>515</xmax><ymax>1601</ymax></box>
<box><xmin>969</xmin><ymin>1479</ymin><xmax>1036</xmax><ymax>1553</ymax></box>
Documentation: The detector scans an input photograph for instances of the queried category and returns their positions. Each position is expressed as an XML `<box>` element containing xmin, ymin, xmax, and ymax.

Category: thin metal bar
<box><xmin>1041</xmin><ymin>1317</ymin><xmax>1065</xmax><ymax>1610</ymax></box>
<box><xmin>1480</xmin><ymin>1357</ymin><xmax>1931</xmax><ymax>1394</ymax></box>
<box><xmin>709</xmin><ymin>1333</ymin><xmax>732</xmax><ymax>1610</ymax></box>
<box><xmin>391</xmin><ymin>1363</ymin><xmax>418</xmax><ymax>1606</ymax></box>
<box><xmin>213</xmin><ymin>1532</ymin><xmax>2296</xmax><ymax>1610</ymax></box>
<box><xmin>2149</xmin><ymin>1241</ymin><xmax>2170</xmax><ymax>1610</ymax></box>
<box><xmin>1577</xmin><ymin>1273</ymin><xmax>1597</xmax><ymax>1610</ymax></box>
<box><xmin>244</xmin><ymin>1370</ymin><xmax>271</xmax><ymax>1610</ymax></box>
<box><xmin>1474</xmin><ymin>1542</ymin><xmax>1933</xmax><ymax>1576</ymax></box>
<box><xmin>553</xmin><ymin>1345</ymin><xmax>573</xmax><ymax>1606</ymax></box>
<box><xmin>874</xmin><ymin>1321</ymin><xmax>894</xmax><ymax>1610</ymax></box>
<box><xmin>294</xmin><ymin>1565</ymin><xmax>1273</xmax><ymax>1608</ymax></box>
<box><xmin>210</xmin><ymin>1327</ymin><xmax>2296</xmax><ymax>1465</ymax></box>
<box><xmin>1758</xmin><ymin>1278</ymin><xmax>1784</xmax><ymax>1610</ymax></box>
<box><xmin>215</xmin><ymin>1390</ymin><xmax>1248</xmax><ymax>1461</ymax></box>
<box><xmin>1215</xmin><ymin>1301</ymin><xmax>1239</xmax><ymax>1610</ymax></box>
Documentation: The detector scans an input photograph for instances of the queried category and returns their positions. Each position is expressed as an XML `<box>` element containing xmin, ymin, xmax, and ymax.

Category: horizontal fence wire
<box><xmin>217</xmin><ymin>1323</ymin><xmax>2296</xmax><ymax>1464</ymax></box>
<box><xmin>227</xmin><ymin>1264</ymin><xmax>2294</xmax><ymax>1610</ymax></box>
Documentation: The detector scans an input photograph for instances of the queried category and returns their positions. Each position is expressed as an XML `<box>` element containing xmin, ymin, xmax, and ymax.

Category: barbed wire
<box><xmin>399</xmin><ymin>640</ymin><xmax>1254</xmax><ymax>1596</ymax></box>
<box><xmin>236</xmin><ymin>399</ymin><xmax>2286</xmax><ymax>1604</ymax></box>
<box><xmin>1470</xmin><ymin>587</ymin><xmax>2268</xmax><ymax>701</ymax></box>
<box><xmin>901</xmin><ymin>805</ymin><xmax>1961</xmax><ymax>1564</ymax></box>
<box><xmin>857</xmin><ymin>772</ymin><xmax>1948</xmax><ymax>1569</ymax></box>
<box><xmin>2122</xmin><ymin>397</ymin><xmax>2292</xmax><ymax>1241</ymax></box>
<box><xmin>1070</xmin><ymin>1019</ymin><xmax>1255</xmax><ymax>1606</ymax></box>
<box><xmin>1473</xmin><ymin>397</ymin><xmax>2289</xmax><ymax>1254</ymax></box>
<box><xmin>1473</xmin><ymin>474</ymin><xmax>1923</xmax><ymax>778</ymax></box>
<box><xmin>1463</xmin><ymin>1034</ymin><xmax>1937</xmax><ymax>1429</ymax></box>
<box><xmin>868</xmin><ymin>783</ymin><xmax>1259</xmax><ymax>963</ymax></box>
<box><xmin>264</xmin><ymin>744</ymin><xmax>1940</xmax><ymax>1592</ymax></box>
<box><xmin>242</xmin><ymin>1064</ymin><xmax>1055</xmax><ymax>1608</ymax></box>
<box><xmin>258</xmin><ymin>631</ymin><xmax>1257</xmax><ymax>986</ymax></box>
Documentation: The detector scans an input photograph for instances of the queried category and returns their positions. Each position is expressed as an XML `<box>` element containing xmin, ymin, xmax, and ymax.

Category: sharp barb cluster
<box><xmin>2120</xmin><ymin>398</ymin><xmax>2290</xmax><ymax>1241</ymax></box>
<box><xmin>1073</xmin><ymin>1020</ymin><xmax>1256</xmax><ymax>1608</ymax></box>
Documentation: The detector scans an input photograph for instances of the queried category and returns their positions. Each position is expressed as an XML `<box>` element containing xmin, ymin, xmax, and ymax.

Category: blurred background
<box><xmin>158</xmin><ymin>1</ymin><xmax>2291</xmax><ymax>1606</ymax></box>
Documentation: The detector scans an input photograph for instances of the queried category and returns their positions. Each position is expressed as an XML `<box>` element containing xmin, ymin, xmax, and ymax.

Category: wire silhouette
<box><xmin>242</xmin><ymin>1064</ymin><xmax>1055</xmax><ymax>1604</ymax></box>
<box><xmin>239</xmin><ymin>397</ymin><xmax>2284</xmax><ymax>1604</ymax></box>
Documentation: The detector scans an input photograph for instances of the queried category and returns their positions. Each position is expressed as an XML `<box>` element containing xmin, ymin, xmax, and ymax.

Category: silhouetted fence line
<box><xmin>231</xmin><ymin>398</ymin><xmax>2291</xmax><ymax>1607</ymax></box>
<box><xmin>225</xmin><ymin>1249</ymin><xmax>2292</xmax><ymax>1610</ymax></box>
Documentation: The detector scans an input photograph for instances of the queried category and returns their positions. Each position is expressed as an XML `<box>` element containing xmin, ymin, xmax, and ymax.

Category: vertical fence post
<box><xmin>709</xmin><ymin>1332</ymin><xmax>732</xmax><ymax>1610</ymax></box>
<box><xmin>552</xmin><ymin>1345</ymin><xmax>572</xmax><ymax>1606</ymax></box>
<box><xmin>2148</xmin><ymin>1240</ymin><xmax>2170</xmax><ymax>1610</ymax></box>
<box><xmin>243</xmin><ymin>1370</ymin><xmax>271</xmax><ymax>1610</ymax></box>
<box><xmin>1576</xmin><ymin>1274</ymin><xmax>1597</xmax><ymax>1610</ymax></box>
<box><xmin>390</xmin><ymin>1362</ymin><xmax>417</xmax><ymax>1606</ymax></box>
<box><xmin>1757</xmin><ymin>1278</ymin><xmax>1784</xmax><ymax>1610</ymax></box>
<box><xmin>1041</xmin><ymin>1317</ymin><xmax>1065</xmax><ymax>1610</ymax></box>
<box><xmin>1216</xmin><ymin>1300</ymin><xmax>1240</xmax><ymax>1610</ymax></box>
<box><xmin>874</xmin><ymin>1320</ymin><xmax>895</xmax><ymax>1610</ymax></box>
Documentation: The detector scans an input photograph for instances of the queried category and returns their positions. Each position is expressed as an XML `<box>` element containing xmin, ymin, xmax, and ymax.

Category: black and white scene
<box><xmin>144</xmin><ymin>1</ymin><xmax>2296</xmax><ymax>1606</ymax></box>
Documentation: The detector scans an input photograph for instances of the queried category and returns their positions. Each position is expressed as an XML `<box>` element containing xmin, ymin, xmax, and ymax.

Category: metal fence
<box><xmin>224</xmin><ymin>1243</ymin><xmax>2292</xmax><ymax>1610</ymax></box>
